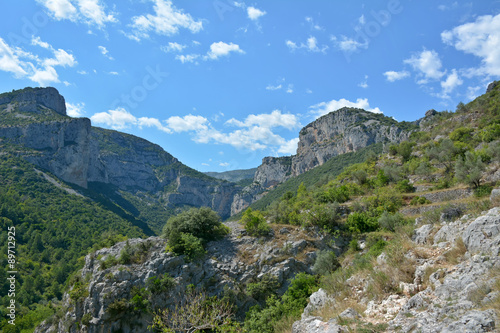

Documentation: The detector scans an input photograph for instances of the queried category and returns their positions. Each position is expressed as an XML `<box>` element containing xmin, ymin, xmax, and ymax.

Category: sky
<box><xmin>0</xmin><ymin>1</ymin><xmax>499</xmax><ymax>172</ymax></box>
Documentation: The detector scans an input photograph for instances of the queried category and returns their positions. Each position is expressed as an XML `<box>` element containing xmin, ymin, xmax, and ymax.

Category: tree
<box><xmin>163</xmin><ymin>207</ymin><xmax>227</xmax><ymax>243</ymax></box>
<box><xmin>426</xmin><ymin>138</ymin><xmax>459</xmax><ymax>174</ymax></box>
<box><xmin>312</xmin><ymin>250</ymin><xmax>340</xmax><ymax>275</ymax></box>
<box><xmin>149</xmin><ymin>289</ymin><xmax>240</xmax><ymax>333</ymax></box>
<box><xmin>241</xmin><ymin>208</ymin><xmax>271</xmax><ymax>237</ymax></box>
<box><xmin>455</xmin><ymin>151</ymin><xmax>485</xmax><ymax>188</ymax></box>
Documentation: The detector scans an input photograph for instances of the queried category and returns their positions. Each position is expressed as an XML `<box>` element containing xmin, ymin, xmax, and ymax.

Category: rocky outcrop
<box><xmin>0</xmin><ymin>117</ymin><xmax>91</xmax><ymax>187</ymax></box>
<box><xmin>292</xmin><ymin>108</ymin><xmax>411</xmax><ymax>177</ymax></box>
<box><xmin>254</xmin><ymin>156</ymin><xmax>293</xmax><ymax>188</ymax></box>
<box><xmin>292</xmin><ymin>207</ymin><xmax>500</xmax><ymax>332</ymax></box>
<box><xmin>36</xmin><ymin>222</ymin><xmax>338</xmax><ymax>333</ymax></box>
<box><xmin>0</xmin><ymin>87</ymin><xmax>240</xmax><ymax>219</ymax></box>
<box><xmin>0</xmin><ymin>87</ymin><xmax>66</xmax><ymax>115</ymax></box>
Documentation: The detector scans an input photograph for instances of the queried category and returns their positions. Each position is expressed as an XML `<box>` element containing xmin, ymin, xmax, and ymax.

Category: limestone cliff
<box><xmin>0</xmin><ymin>87</ymin><xmax>239</xmax><ymax>219</ymax></box>
<box><xmin>233</xmin><ymin>108</ymin><xmax>417</xmax><ymax>214</ymax></box>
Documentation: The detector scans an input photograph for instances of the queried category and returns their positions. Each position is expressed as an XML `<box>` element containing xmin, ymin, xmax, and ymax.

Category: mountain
<box><xmin>0</xmin><ymin>87</ymin><xmax>240</xmax><ymax>228</ymax></box>
<box><xmin>232</xmin><ymin>108</ymin><xmax>419</xmax><ymax>214</ymax></box>
<box><xmin>204</xmin><ymin>168</ymin><xmax>258</xmax><ymax>184</ymax></box>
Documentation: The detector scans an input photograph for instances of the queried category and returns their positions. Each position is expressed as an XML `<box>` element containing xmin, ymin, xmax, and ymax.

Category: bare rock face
<box><xmin>0</xmin><ymin>117</ymin><xmax>91</xmax><ymax>187</ymax></box>
<box><xmin>253</xmin><ymin>156</ymin><xmax>292</xmax><ymax>188</ymax></box>
<box><xmin>292</xmin><ymin>108</ymin><xmax>410</xmax><ymax>177</ymax></box>
<box><xmin>0</xmin><ymin>87</ymin><xmax>66</xmax><ymax>115</ymax></box>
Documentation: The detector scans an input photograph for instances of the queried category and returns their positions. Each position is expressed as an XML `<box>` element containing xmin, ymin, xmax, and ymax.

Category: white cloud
<box><xmin>404</xmin><ymin>49</ymin><xmax>445</xmax><ymax>84</ymax></box>
<box><xmin>161</xmin><ymin>42</ymin><xmax>187</xmax><ymax>53</ymax></box>
<box><xmin>0</xmin><ymin>37</ymin><xmax>77</xmax><ymax>86</ymax></box>
<box><xmin>278</xmin><ymin>138</ymin><xmax>299</xmax><ymax>155</ymax></box>
<box><xmin>37</xmin><ymin>0</ymin><xmax>116</xmax><ymax>27</ymax></box>
<box><xmin>310</xmin><ymin>98</ymin><xmax>382</xmax><ymax>117</ymax></box>
<box><xmin>247</xmin><ymin>6</ymin><xmax>266</xmax><ymax>21</ymax></box>
<box><xmin>31</xmin><ymin>36</ymin><xmax>51</xmax><ymax>49</ymax></box>
<box><xmin>166</xmin><ymin>114</ymin><xmax>209</xmax><ymax>132</ymax></box>
<box><xmin>175</xmin><ymin>54</ymin><xmax>199</xmax><ymax>64</ymax></box>
<box><xmin>219</xmin><ymin>162</ymin><xmax>230</xmax><ymax>167</ymax></box>
<box><xmin>76</xmin><ymin>0</ymin><xmax>117</xmax><ymax>27</ymax></box>
<box><xmin>98</xmin><ymin>45</ymin><xmax>114</xmax><ymax>60</ymax></box>
<box><xmin>384</xmin><ymin>70</ymin><xmax>410</xmax><ymax>82</ymax></box>
<box><xmin>91</xmin><ymin>108</ymin><xmax>138</xmax><ymax>130</ymax></box>
<box><xmin>358</xmin><ymin>75</ymin><xmax>369</xmax><ymax>89</ymax></box>
<box><xmin>36</xmin><ymin>0</ymin><xmax>77</xmax><ymax>20</ymax></box>
<box><xmin>129</xmin><ymin>0</ymin><xmax>203</xmax><ymax>41</ymax></box>
<box><xmin>466</xmin><ymin>85</ymin><xmax>481</xmax><ymax>101</ymax></box>
<box><xmin>107</xmin><ymin>71</ymin><xmax>119</xmax><ymax>75</ymax></box>
<box><xmin>439</xmin><ymin>69</ymin><xmax>463</xmax><ymax>98</ymax></box>
<box><xmin>91</xmin><ymin>108</ymin><xmax>171</xmax><ymax>132</ymax></box>
<box><xmin>331</xmin><ymin>35</ymin><xmax>369</xmax><ymax>53</ymax></box>
<box><xmin>226</xmin><ymin>110</ymin><xmax>300</xmax><ymax>130</ymax></box>
<box><xmin>359</xmin><ymin>14</ymin><xmax>366</xmax><ymax>25</ymax></box>
<box><xmin>441</xmin><ymin>13</ymin><xmax>500</xmax><ymax>77</ymax></box>
<box><xmin>77</xmin><ymin>70</ymin><xmax>88</xmax><ymax>75</ymax></box>
<box><xmin>286</xmin><ymin>36</ymin><xmax>328</xmax><ymax>53</ymax></box>
<box><xmin>206</xmin><ymin>42</ymin><xmax>244</xmax><ymax>60</ymax></box>
<box><xmin>286</xmin><ymin>84</ymin><xmax>294</xmax><ymax>94</ymax></box>
<box><xmin>202</xmin><ymin>163</ymin><xmax>210</xmax><ymax>167</ymax></box>
<box><xmin>266</xmin><ymin>84</ymin><xmax>282</xmax><ymax>91</ymax></box>
<box><xmin>66</xmin><ymin>102</ymin><xmax>85</xmax><ymax>117</ymax></box>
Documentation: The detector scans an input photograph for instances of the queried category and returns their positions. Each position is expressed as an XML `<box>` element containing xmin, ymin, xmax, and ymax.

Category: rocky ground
<box><xmin>292</xmin><ymin>206</ymin><xmax>500</xmax><ymax>333</ymax></box>
<box><xmin>36</xmin><ymin>221</ymin><xmax>341</xmax><ymax>333</ymax></box>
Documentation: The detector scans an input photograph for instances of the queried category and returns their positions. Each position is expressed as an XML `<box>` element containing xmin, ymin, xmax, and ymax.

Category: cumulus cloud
<box><xmin>166</xmin><ymin>114</ymin><xmax>209</xmax><ymax>132</ymax></box>
<box><xmin>404</xmin><ymin>49</ymin><xmax>445</xmax><ymax>84</ymax></box>
<box><xmin>0</xmin><ymin>37</ymin><xmax>77</xmax><ymax>86</ymax></box>
<box><xmin>66</xmin><ymin>102</ymin><xmax>85</xmax><ymax>117</ymax></box>
<box><xmin>161</xmin><ymin>42</ymin><xmax>187</xmax><ymax>53</ymax></box>
<box><xmin>438</xmin><ymin>69</ymin><xmax>463</xmax><ymax>98</ymax></box>
<box><xmin>128</xmin><ymin>0</ymin><xmax>202</xmax><ymax>41</ymax></box>
<box><xmin>206</xmin><ymin>42</ymin><xmax>245</xmax><ymax>60</ymax></box>
<box><xmin>91</xmin><ymin>108</ymin><xmax>172</xmax><ymax>132</ymax></box>
<box><xmin>247</xmin><ymin>6</ymin><xmax>266</xmax><ymax>20</ymax></box>
<box><xmin>384</xmin><ymin>70</ymin><xmax>410</xmax><ymax>82</ymax></box>
<box><xmin>226</xmin><ymin>110</ymin><xmax>300</xmax><ymax>130</ymax></box>
<box><xmin>331</xmin><ymin>35</ymin><xmax>369</xmax><ymax>53</ymax></box>
<box><xmin>358</xmin><ymin>75</ymin><xmax>369</xmax><ymax>89</ymax></box>
<box><xmin>441</xmin><ymin>13</ymin><xmax>500</xmax><ymax>77</ymax></box>
<box><xmin>278</xmin><ymin>138</ymin><xmax>299</xmax><ymax>154</ymax></box>
<box><xmin>175</xmin><ymin>54</ymin><xmax>199</xmax><ymax>63</ymax></box>
<box><xmin>98</xmin><ymin>45</ymin><xmax>114</xmax><ymax>60</ymax></box>
<box><xmin>37</xmin><ymin>0</ymin><xmax>116</xmax><ymax>27</ymax></box>
<box><xmin>266</xmin><ymin>84</ymin><xmax>282</xmax><ymax>91</ymax></box>
<box><xmin>286</xmin><ymin>36</ymin><xmax>328</xmax><ymax>53</ymax></box>
<box><xmin>310</xmin><ymin>98</ymin><xmax>382</xmax><ymax>117</ymax></box>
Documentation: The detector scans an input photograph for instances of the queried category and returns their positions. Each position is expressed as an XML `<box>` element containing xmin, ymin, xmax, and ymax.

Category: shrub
<box><xmin>148</xmin><ymin>274</ymin><xmax>177</xmax><ymax>295</ymax></box>
<box><xmin>396</xmin><ymin>179</ymin><xmax>415</xmax><ymax>193</ymax></box>
<box><xmin>167</xmin><ymin>231</ymin><xmax>206</xmax><ymax>260</ymax></box>
<box><xmin>415</xmin><ymin>161</ymin><xmax>432</xmax><ymax>176</ymax></box>
<box><xmin>410</xmin><ymin>196</ymin><xmax>432</xmax><ymax>206</ymax></box>
<box><xmin>301</xmin><ymin>202</ymin><xmax>340</xmax><ymax>231</ymax></box>
<box><xmin>378</xmin><ymin>211</ymin><xmax>406</xmax><ymax>232</ymax></box>
<box><xmin>312</xmin><ymin>250</ymin><xmax>340</xmax><ymax>275</ymax></box>
<box><xmin>352</xmin><ymin>169</ymin><xmax>368</xmax><ymax>185</ymax></box>
<box><xmin>163</xmin><ymin>207</ymin><xmax>227</xmax><ymax>243</ymax></box>
<box><xmin>242</xmin><ymin>208</ymin><xmax>271</xmax><ymax>237</ymax></box>
<box><xmin>450</xmin><ymin>127</ymin><xmax>474</xmax><ymax>143</ymax></box>
<box><xmin>397</xmin><ymin>141</ymin><xmax>414</xmax><ymax>162</ymax></box>
<box><xmin>246</xmin><ymin>274</ymin><xmax>280</xmax><ymax>302</ymax></box>
<box><xmin>455</xmin><ymin>151</ymin><xmax>485</xmax><ymax>188</ymax></box>
<box><xmin>346</xmin><ymin>212</ymin><xmax>378</xmax><ymax>234</ymax></box>
<box><xmin>163</xmin><ymin>207</ymin><xmax>228</xmax><ymax>259</ymax></box>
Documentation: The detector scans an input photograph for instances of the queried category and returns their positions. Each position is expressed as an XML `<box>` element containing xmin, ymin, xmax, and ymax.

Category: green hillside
<box><xmin>0</xmin><ymin>155</ymin><xmax>149</xmax><ymax>332</ymax></box>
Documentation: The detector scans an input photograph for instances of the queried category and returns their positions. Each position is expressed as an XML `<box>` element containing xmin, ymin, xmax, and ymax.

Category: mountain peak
<box><xmin>0</xmin><ymin>86</ymin><xmax>66</xmax><ymax>116</ymax></box>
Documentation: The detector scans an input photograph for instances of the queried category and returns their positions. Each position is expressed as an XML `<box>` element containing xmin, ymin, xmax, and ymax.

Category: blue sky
<box><xmin>0</xmin><ymin>1</ymin><xmax>499</xmax><ymax>172</ymax></box>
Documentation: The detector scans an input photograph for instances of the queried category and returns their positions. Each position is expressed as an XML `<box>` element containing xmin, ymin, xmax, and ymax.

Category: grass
<box><xmin>443</xmin><ymin>238</ymin><xmax>467</xmax><ymax>265</ymax></box>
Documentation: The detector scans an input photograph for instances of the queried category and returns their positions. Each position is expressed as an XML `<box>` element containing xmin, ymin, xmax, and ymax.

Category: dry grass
<box><xmin>273</xmin><ymin>314</ymin><xmax>298</xmax><ymax>333</ymax></box>
<box><xmin>443</xmin><ymin>238</ymin><xmax>467</xmax><ymax>265</ymax></box>
<box><xmin>313</xmin><ymin>298</ymin><xmax>366</xmax><ymax>322</ymax></box>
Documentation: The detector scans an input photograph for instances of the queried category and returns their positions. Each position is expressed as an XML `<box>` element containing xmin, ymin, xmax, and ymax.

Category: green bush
<box><xmin>410</xmin><ymin>196</ymin><xmax>432</xmax><ymax>206</ymax></box>
<box><xmin>396</xmin><ymin>179</ymin><xmax>415</xmax><ymax>193</ymax></box>
<box><xmin>346</xmin><ymin>212</ymin><xmax>378</xmax><ymax>234</ymax></box>
<box><xmin>455</xmin><ymin>151</ymin><xmax>485</xmax><ymax>188</ymax></box>
<box><xmin>163</xmin><ymin>207</ymin><xmax>227</xmax><ymax>242</ymax></box>
<box><xmin>147</xmin><ymin>274</ymin><xmax>176</xmax><ymax>295</ymax></box>
<box><xmin>163</xmin><ymin>207</ymin><xmax>228</xmax><ymax>260</ymax></box>
<box><xmin>301</xmin><ymin>203</ymin><xmax>340</xmax><ymax>231</ymax></box>
<box><xmin>378</xmin><ymin>211</ymin><xmax>406</xmax><ymax>232</ymax></box>
<box><xmin>242</xmin><ymin>208</ymin><xmax>271</xmax><ymax>237</ymax></box>
<box><xmin>167</xmin><ymin>231</ymin><xmax>206</xmax><ymax>260</ymax></box>
<box><xmin>246</xmin><ymin>274</ymin><xmax>279</xmax><ymax>302</ymax></box>
<box><xmin>312</xmin><ymin>250</ymin><xmax>340</xmax><ymax>275</ymax></box>
<box><xmin>450</xmin><ymin>127</ymin><xmax>474</xmax><ymax>143</ymax></box>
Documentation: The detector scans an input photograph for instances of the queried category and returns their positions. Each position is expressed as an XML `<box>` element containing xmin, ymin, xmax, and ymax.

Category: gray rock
<box><xmin>486</xmin><ymin>81</ymin><xmax>498</xmax><ymax>93</ymax></box>
<box><xmin>462</xmin><ymin>207</ymin><xmax>500</xmax><ymax>256</ymax></box>
<box><xmin>412</xmin><ymin>224</ymin><xmax>434</xmax><ymax>244</ymax></box>
<box><xmin>292</xmin><ymin>317</ymin><xmax>346</xmax><ymax>333</ymax></box>
<box><xmin>442</xmin><ymin>310</ymin><xmax>496</xmax><ymax>333</ymax></box>
<box><xmin>302</xmin><ymin>289</ymin><xmax>334</xmax><ymax>319</ymax></box>
<box><xmin>490</xmin><ymin>188</ymin><xmax>500</xmax><ymax>202</ymax></box>
<box><xmin>338</xmin><ymin>308</ymin><xmax>360</xmax><ymax>320</ymax></box>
